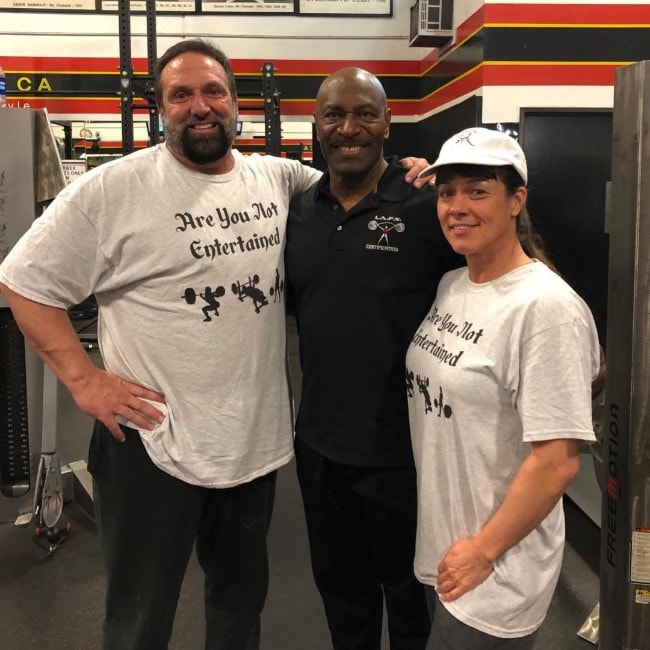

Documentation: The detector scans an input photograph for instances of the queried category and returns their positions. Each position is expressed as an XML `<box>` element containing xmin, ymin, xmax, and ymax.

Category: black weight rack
<box><xmin>118</xmin><ymin>0</ymin><xmax>281</xmax><ymax>156</ymax></box>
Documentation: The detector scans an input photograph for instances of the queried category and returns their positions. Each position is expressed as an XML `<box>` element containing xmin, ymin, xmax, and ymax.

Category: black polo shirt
<box><xmin>285</xmin><ymin>157</ymin><xmax>462</xmax><ymax>467</ymax></box>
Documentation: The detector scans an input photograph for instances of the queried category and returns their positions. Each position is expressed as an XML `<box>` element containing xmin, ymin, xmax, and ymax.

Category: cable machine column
<box><xmin>599</xmin><ymin>58</ymin><xmax>650</xmax><ymax>649</ymax></box>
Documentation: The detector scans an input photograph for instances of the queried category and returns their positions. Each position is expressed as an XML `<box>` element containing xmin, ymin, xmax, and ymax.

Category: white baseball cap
<box><xmin>418</xmin><ymin>127</ymin><xmax>528</xmax><ymax>184</ymax></box>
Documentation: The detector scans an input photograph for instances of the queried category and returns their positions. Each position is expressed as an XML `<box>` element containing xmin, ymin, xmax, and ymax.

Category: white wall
<box><xmin>482</xmin><ymin>86</ymin><xmax>615</xmax><ymax>124</ymax></box>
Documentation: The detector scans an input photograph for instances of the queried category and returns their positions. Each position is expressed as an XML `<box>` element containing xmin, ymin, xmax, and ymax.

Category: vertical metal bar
<box><xmin>262</xmin><ymin>62</ymin><xmax>281</xmax><ymax>157</ymax></box>
<box><xmin>146</xmin><ymin>0</ymin><xmax>159</xmax><ymax>146</ymax></box>
<box><xmin>62</xmin><ymin>122</ymin><xmax>73</xmax><ymax>159</ymax></box>
<box><xmin>118</xmin><ymin>0</ymin><xmax>134</xmax><ymax>155</ymax></box>
<box><xmin>599</xmin><ymin>59</ymin><xmax>650</xmax><ymax>650</ymax></box>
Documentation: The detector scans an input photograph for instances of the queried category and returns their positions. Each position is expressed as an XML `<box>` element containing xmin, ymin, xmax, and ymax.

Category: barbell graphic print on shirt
<box><xmin>181</xmin><ymin>268</ymin><xmax>284</xmax><ymax>321</ymax></box>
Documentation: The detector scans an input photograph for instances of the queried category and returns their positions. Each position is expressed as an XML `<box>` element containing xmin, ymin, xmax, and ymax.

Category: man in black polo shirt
<box><xmin>285</xmin><ymin>68</ymin><xmax>461</xmax><ymax>649</ymax></box>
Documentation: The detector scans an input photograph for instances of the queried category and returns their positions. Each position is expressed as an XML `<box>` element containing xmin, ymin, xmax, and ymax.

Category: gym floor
<box><xmin>0</xmin><ymin>318</ymin><xmax>600</xmax><ymax>649</ymax></box>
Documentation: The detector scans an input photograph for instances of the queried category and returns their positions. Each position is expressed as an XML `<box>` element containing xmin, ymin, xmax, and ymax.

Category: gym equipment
<box><xmin>595</xmin><ymin>59</ymin><xmax>650</xmax><ymax>649</ymax></box>
<box><xmin>0</xmin><ymin>107</ymin><xmax>93</xmax><ymax>555</ymax></box>
<box><xmin>0</xmin><ymin>108</ymin><xmax>42</xmax><ymax>504</ymax></box>
<box><xmin>28</xmin><ymin>319</ymin><xmax>97</xmax><ymax>556</ymax></box>
<box><xmin>0</xmin><ymin>309</ymin><xmax>30</xmax><ymax>498</ymax></box>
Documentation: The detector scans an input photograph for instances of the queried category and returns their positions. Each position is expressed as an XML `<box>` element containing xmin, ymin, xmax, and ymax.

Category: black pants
<box><xmin>88</xmin><ymin>422</ymin><xmax>276</xmax><ymax>650</ymax></box>
<box><xmin>295</xmin><ymin>437</ymin><xmax>430</xmax><ymax>650</ymax></box>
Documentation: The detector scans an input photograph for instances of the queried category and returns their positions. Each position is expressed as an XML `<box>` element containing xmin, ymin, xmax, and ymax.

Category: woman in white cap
<box><xmin>406</xmin><ymin>127</ymin><xmax>601</xmax><ymax>649</ymax></box>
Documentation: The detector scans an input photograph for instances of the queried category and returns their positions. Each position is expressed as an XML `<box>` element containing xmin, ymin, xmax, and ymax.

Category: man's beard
<box><xmin>164</xmin><ymin>118</ymin><xmax>236</xmax><ymax>165</ymax></box>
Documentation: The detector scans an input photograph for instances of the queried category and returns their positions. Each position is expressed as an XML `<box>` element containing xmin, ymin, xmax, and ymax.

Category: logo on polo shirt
<box><xmin>366</xmin><ymin>216</ymin><xmax>405</xmax><ymax>252</ymax></box>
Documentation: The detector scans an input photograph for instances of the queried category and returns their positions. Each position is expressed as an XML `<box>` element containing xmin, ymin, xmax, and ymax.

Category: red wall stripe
<box><xmin>3</xmin><ymin>97</ymin><xmax>122</xmax><ymax>113</ymax></box>
<box><xmin>4</xmin><ymin>97</ymin><xmax>423</xmax><ymax>117</ymax></box>
<box><xmin>484</xmin><ymin>3</ymin><xmax>650</xmax><ymax>26</ymax></box>
<box><xmin>483</xmin><ymin>62</ymin><xmax>625</xmax><ymax>86</ymax></box>
<box><xmin>420</xmin><ymin>67</ymin><xmax>484</xmax><ymax>116</ymax></box>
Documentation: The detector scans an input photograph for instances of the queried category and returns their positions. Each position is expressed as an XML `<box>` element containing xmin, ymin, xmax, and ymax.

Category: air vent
<box><xmin>409</xmin><ymin>0</ymin><xmax>454</xmax><ymax>48</ymax></box>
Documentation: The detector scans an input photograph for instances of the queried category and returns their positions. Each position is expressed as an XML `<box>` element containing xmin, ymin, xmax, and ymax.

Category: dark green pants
<box><xmin>425</xmin><ymin>588</ymin><xmax>538</xmax><ymax>650</ymax></box>
<box><xmin>88</xmin><ymin>422</ymin><xmax>276</xmax><ymax>650</ymax></box>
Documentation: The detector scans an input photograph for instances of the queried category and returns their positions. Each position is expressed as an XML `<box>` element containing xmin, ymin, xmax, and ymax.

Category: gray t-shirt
<box><xmin>406</xmin><ymin>262</ymin><xmax>599</xmax><ymax>638</ymax></box>
<box><xmin>0</xmin><ymin>145</ymin><xmax>320</xmax><ymax>487</ymax></box>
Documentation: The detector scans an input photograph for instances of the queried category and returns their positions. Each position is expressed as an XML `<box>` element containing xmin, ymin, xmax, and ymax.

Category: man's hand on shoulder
<box><xmin>399</xmin><ymin>157</ymin><xmax>436</xmax><ymax>189</ymax></box>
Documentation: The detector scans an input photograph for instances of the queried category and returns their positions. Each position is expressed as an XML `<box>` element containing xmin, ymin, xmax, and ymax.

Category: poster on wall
<box><xmin>0</xmin><ymin>0</ymin><xmax>95</xmax><ymax>9</ymax></box>
<box><xmin>100</xmin><ymin>0</ymin><xmax>196</xmax><ymax>11</ymax></box>
<box><xmin>298</xmin><ymin>0</ymin><xmax>391</xmax><ymax>16</ymax></box>
<box><xmin>202</xmin><ymin>0</ymin><xmax>295</xmax><ymax>13</ymax></box>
